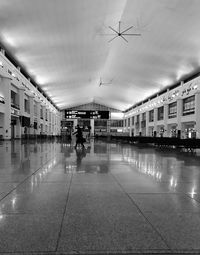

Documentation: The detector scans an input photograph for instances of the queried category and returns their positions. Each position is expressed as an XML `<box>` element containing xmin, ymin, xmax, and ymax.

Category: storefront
<box><xmin>182</xmin><ymin>122</ymin><xmax>196</xmax><ymax>139</ymax></box>
<box><xmin>11</xmin><ymin>108</ymin><xmax>20</xmax><ymax>139</ymax></box>
<box><xmin>168</xmin><ymin>124</ymin><xmax>178</xmax><ymax>138</ymax></box>
<box><xmin>20</xmin><ymin>116</ymin><xmax>30</xmax><ymax>139</ymax></box>
<box><xmin>148</xmin><ymin>126</ymin><xmax>154</xmax><ymax>137</ymax></box>
<box><xmin>157</xmin><ymin>125</ymin><xmax>165</xmax><ymax>137</ymax></box>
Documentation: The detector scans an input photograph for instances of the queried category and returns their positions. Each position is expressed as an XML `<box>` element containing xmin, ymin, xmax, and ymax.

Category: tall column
<box><xmin>19</xmin><ymin>88</ymin><xmax>25</xmax><ymax>116</ymax></box>
<box><xmin>49</xmin><ymin>111</ymin><xmax>52</xmax><ymax>135</ymax></box>
<box><xmin>139</xmin><ymin>113</ymin><xmax>142</xmax><ymax>135</ymax></box>
<box><xmin>36</xmin><ymin>101</ymin><xmax>41</xmax><ymax>135</ymax></box>
<box><xmin>195</xmin><ymin>90</ymin><xmax>200</xmax><ymax>138</ymax></box>
<box><xmin>19</xmin><ymin>87</ymin><xmax>25</xmax><ymax>137</ymax></box>
<box><xmin>129</xmin><ymin>116</ymin><xmax>132</xmax><ymax>136</ymax></box>
<box><xmin>163</xmin><ymin>103</ymin><xmax>168</xmax><ymax>137</ymax></box>
<box><xmin>177</xmin><ymin>98</ymin><xmax>182</xmax><ymax>138</ymax></box>
<box><xmin>55</xmin><ymin>114</ymin><xmax>59</xmax><ymax>136</ymax></box>
<box><xmin>47</xmin><ymin>109</ymin><xmax>50</xmax><ymax>136</ymax></box>
<box><xmin>2</xmin><ymin>77</ymin><xmax>11</xmax><ymax>139</ymax></box>
<box><xmin>51</xmin><ymin>112</ymin><xmax>54</xmax><ymax>135</ymax></box>
<box><xmin>107</xmin><ymin>119</ymin><xmax>111</xmax><ymax>133</ymax></box>
<box><xmin>43</xmin><ymin>105</ymin><xmax>46</xmax><ymax>134</ymax></box>
<box><xmin>90</xmin><ymin>119</ymin><xmax>94</xmax><ymax>136</ymax></box>
<box><xmin>73</xmin><ymin>119</ymin><xmax>78</xmax><ymax>132</ymax></box>
<box><xmin>29</xmin><ymin>95</ymin><xmax>34</xmax><ymax>136</ymax></box>
<box><xmin>153</xmin><ymin>108</ymin><xmax>158</xmax><ymax>136</ymax></box>
<box><xmin>53</xmin><ymin>112</ymin><xmax>56</xmax><ymax>135</ymax></box>
<box><xmin>131</xmin><ymin>116</ymin><xmax>135</xmax><ymax>136</ymax></box>
<box><xmin>123</xmin><ymin>118</ymin><xmax>126</xmax><ymax>132</ymax></box>
<box><xmin>146</xmin><ymin>111</ymin><xmax>149</xmax><ymax>136</ymax></box>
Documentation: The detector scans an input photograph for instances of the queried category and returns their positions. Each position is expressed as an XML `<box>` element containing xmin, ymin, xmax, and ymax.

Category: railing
<box><xmin>0</xmin><ymin>96</ymin><xmax>5</xmax><ymax>104</ymax></box>
<box><xmin>99</xmin><ymin>135</ymin><xmax>200</xmax><ymax>152</ymax></box>
<box><xmin>183</xmin><ymin>108</ymin><xmax>195</xmax><ymax>116</ymax></box>
<box><xmin>11</xmin><ymin>102</ymin><xmax>20</xmax><ymax>110</ymax></box>
<box><xmin>168</xmin><ymin>113</ymin><xmax>177</xmax><ymax>119</ymax></box>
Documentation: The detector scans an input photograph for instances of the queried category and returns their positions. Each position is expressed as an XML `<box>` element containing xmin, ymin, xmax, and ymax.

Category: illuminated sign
<box><xmin>65</xmin><ymin>110</ymin><xmax>109</xmax><ymax>119</ymax></box>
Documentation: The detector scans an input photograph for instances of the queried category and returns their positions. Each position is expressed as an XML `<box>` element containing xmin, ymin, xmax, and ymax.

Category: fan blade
<box><xmin>120</xmin><ymin>35</ymin><xmax>128</xmax><ymax>43</ymax></box>
<box><xmin>98</xmin><ymin>33</ymin><xmax>117</xmax><ymax>36</ymax></box>
<box><xmin>108</xmin><ymin>35</ymin><xmax>118</xmax><ymax>43</ymax></box>
<box><xmin>121</xmin><ymin>26</ymin><xmax>133</xmax><ymax>34</ymax></box>
<box><xmin>108</xmin><ymin>26</ymin><xmax>119</xmax><ymax>34</ymax></box>
<box><xmin>122</xmin><ymin>33</ymin><xmax>141</xmax><ymax>36</ymax></box>
<box><xmin>119</xmin><ymin>21</ymin><xmax>121</xmax><ymax>33</ymax></box>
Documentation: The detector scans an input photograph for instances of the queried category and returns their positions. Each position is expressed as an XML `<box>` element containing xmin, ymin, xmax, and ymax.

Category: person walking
<box><xmin>73</xmin><ymin>125</ymin><xmax>85</xmax><ymax>149</ymax></box>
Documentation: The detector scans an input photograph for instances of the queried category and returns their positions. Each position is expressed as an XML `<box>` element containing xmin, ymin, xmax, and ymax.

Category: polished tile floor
<box><xmin>0</xmin><ymin>138</ymin><xmax>200</xmax><ymax>254</ymax></box>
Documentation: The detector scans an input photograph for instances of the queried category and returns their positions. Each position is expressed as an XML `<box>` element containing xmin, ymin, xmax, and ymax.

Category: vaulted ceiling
<box><xmin>0</xmin><ymin>0</ymin><xmax>200</xmax><ymax>111</ymax></box>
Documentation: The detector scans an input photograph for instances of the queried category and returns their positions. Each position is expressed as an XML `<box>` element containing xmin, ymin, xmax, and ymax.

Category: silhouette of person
<box><xmin>73</xmin><ymin>125</ymin><xmax>85</xmax><ymax>149</ymax></box>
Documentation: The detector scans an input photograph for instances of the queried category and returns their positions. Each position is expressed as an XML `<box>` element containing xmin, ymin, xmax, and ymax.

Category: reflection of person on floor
<box><xmin>73</xmin><ymin>125</ymin><xmax>85</xmax><ymax>149</ymax></box>
<box><xmin>75</xmin><ymin>147</ymin><xmax>86</xmax><ymax>171</ymax></box>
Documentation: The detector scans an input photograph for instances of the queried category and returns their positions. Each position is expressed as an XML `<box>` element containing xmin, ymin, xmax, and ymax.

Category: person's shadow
<box><xmin>75</xmin><ymin>147</ymin><xmax>87</xmax><ymax>172</ymax></box>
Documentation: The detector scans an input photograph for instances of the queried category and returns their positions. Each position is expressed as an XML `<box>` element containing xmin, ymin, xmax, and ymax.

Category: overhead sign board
<box><xmin>65</xmin><ymin>110</ymin><xmax>109</xmax><ymax>119</ymax></box>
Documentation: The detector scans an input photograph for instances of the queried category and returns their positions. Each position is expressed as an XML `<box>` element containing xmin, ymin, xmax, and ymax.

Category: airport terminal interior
<box><xmin>1</xmin><ymin>0</ymin><xmax>200</xmax><ymax>254</ymax></box>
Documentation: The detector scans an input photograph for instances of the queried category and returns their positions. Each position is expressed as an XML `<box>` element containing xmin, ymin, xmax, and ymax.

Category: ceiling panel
<box><xmin>0</xmin><ymin>0</ymin><xmax>200</xmax><ymax>110</ymax></box>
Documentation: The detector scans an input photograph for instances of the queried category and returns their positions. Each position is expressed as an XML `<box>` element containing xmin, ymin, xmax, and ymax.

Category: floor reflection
<box><xmin>0</xmin><ymin>139</ymin><xmax>200</xmax><ymax>196</ymax></box>
<box><xmin>121</xmin><ymin>144</ymin><xmax>200</xmax><ymax>195</ymax></box>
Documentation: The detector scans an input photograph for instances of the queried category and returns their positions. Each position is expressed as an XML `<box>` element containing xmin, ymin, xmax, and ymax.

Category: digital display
<box><xmin>65</xmin><ymin>110</ymin><xmax>109</xmax><ymax>119</ymax></box>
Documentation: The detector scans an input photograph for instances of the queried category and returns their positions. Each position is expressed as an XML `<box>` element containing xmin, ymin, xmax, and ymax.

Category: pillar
<box><xmin>163</xmin><ymin>103</ymin><xmax>168</xmax><ymax>137</ymax></box>
<box><xmin>29</xmin><ymin>95</ymin><xmax>34</xmax><ymax>137</ymax></box>
<box><xmin>146</xmin><ymin>110</ymin><xmax>149</xmax><ymax>136</ymax></box>
<box><xmin>90</xmin><ymin>119</ymin><xmax>94</xmax><ymax>136</ymax></box>
<box><xmin>19</xmin><ymin>87</ymin><xmax>25</xmax><ymax>137</ymax></box>
<box><xmin>107</xmin><ymin>119</ymin><xmax>111</xmax><ymax>133</ymax></box>
<box><xmin>129</xmin><ymin>116</ymin><xmax>132</xmax><ymax>136</ymax></box>
<box><xmin>42</xmin><ymin>105</ymin><xmax>46</xmax><ymax>134</ymax></box>
<box><xmin>195</xmin><ymin>90</ymin><xmax>200</xmax><ymax>138</ymax></box>
<box><xmin>36</xmin><ymin>101</ymin><xmax>41</xmax><ymax>135</ymax></box>
<box><xmin>46</xmin><ymin>108</ymin><xmax>50</xmax><ymax>135</ymax></box>
<box><xmin>177</xmin><ymin>98</ymin><xmax>182</xmax><ymax>138</ymax></box>
<box><xmin>2</xmin><ymin>77</ymin><xmax>11</xmax><ymax>139</ymax></box>
<box><xmin>153</xmin><ymin>108</ymin><xmax>158</xmax><ymax>136</ymax></box>
<box><xmin>139</xmin><ymin>113</ymin><xmax>142</xmax><ymax>135</ymax></box>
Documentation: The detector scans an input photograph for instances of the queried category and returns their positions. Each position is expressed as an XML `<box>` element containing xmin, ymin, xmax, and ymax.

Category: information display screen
<box><xmin>65</xmin><ymin>110</ymin><xmax>109</xmax><ymax>119</ymax></box>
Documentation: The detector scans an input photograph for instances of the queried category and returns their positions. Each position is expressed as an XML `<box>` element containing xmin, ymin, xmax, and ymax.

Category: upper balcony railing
<box><xmin>11</xmin><ymin>102</ymin><xmax>20</xmax><ymax>110</ymax></box>
<box><xmin>0</xmin><ymin>96</ymin><xmax>5</xmax><ymax>104</ymax></box>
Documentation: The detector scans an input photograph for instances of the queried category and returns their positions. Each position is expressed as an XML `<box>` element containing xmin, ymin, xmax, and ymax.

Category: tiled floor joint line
<box><xmin>185</xmin><ymin>193</ymin><xmax>200</xmax><ymax>205</ymax></box>
<box><xmin>55</xmin><ymin>172</ymin><xmax>74</xmax><ymax>251</ymax></box>
<box><xmin>0</xmin><ymin>154</ymin><xmax>60</xmax><ymax>203</ymax></box>
<box><xmin>110</xmin><ymin>173</ymin><xmax>172</xmax><ymax>251</ymax></box>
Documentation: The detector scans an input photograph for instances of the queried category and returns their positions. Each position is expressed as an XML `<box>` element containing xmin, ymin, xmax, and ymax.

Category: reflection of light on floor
<box><xmin>29</xmin><ymin>157</ymin><xmax>58</xmax><ymax>190</ymax></box>
<box><xmin>123</xmin><ymin>155</ymin><xmax>162</xmax><ymax>181</ymax></box>
<box><xmin>12</xmin><ymin>197</ymin><xmax>17</xmax><ymax>208</ymax></box>
<box><xmin>188</xmin><ymin>187</ymin><xmax>197</xmax><ymax>198</ymax></box>
<box><xmin>170</xmin><ymin>176</ymin><xmax>177</xmax><ymax>189</ymax></box>
<box><xmin>66</xmin><ymin>164</ymin><xmax>76</xmax><ymax>173</ymax></box>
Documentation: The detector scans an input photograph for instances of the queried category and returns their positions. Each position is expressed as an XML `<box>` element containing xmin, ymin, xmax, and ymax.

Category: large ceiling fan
<box><xmin>108</xmin><ymin>21</ymin><xmax>141</xmax><ymax>43</ymax></box>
